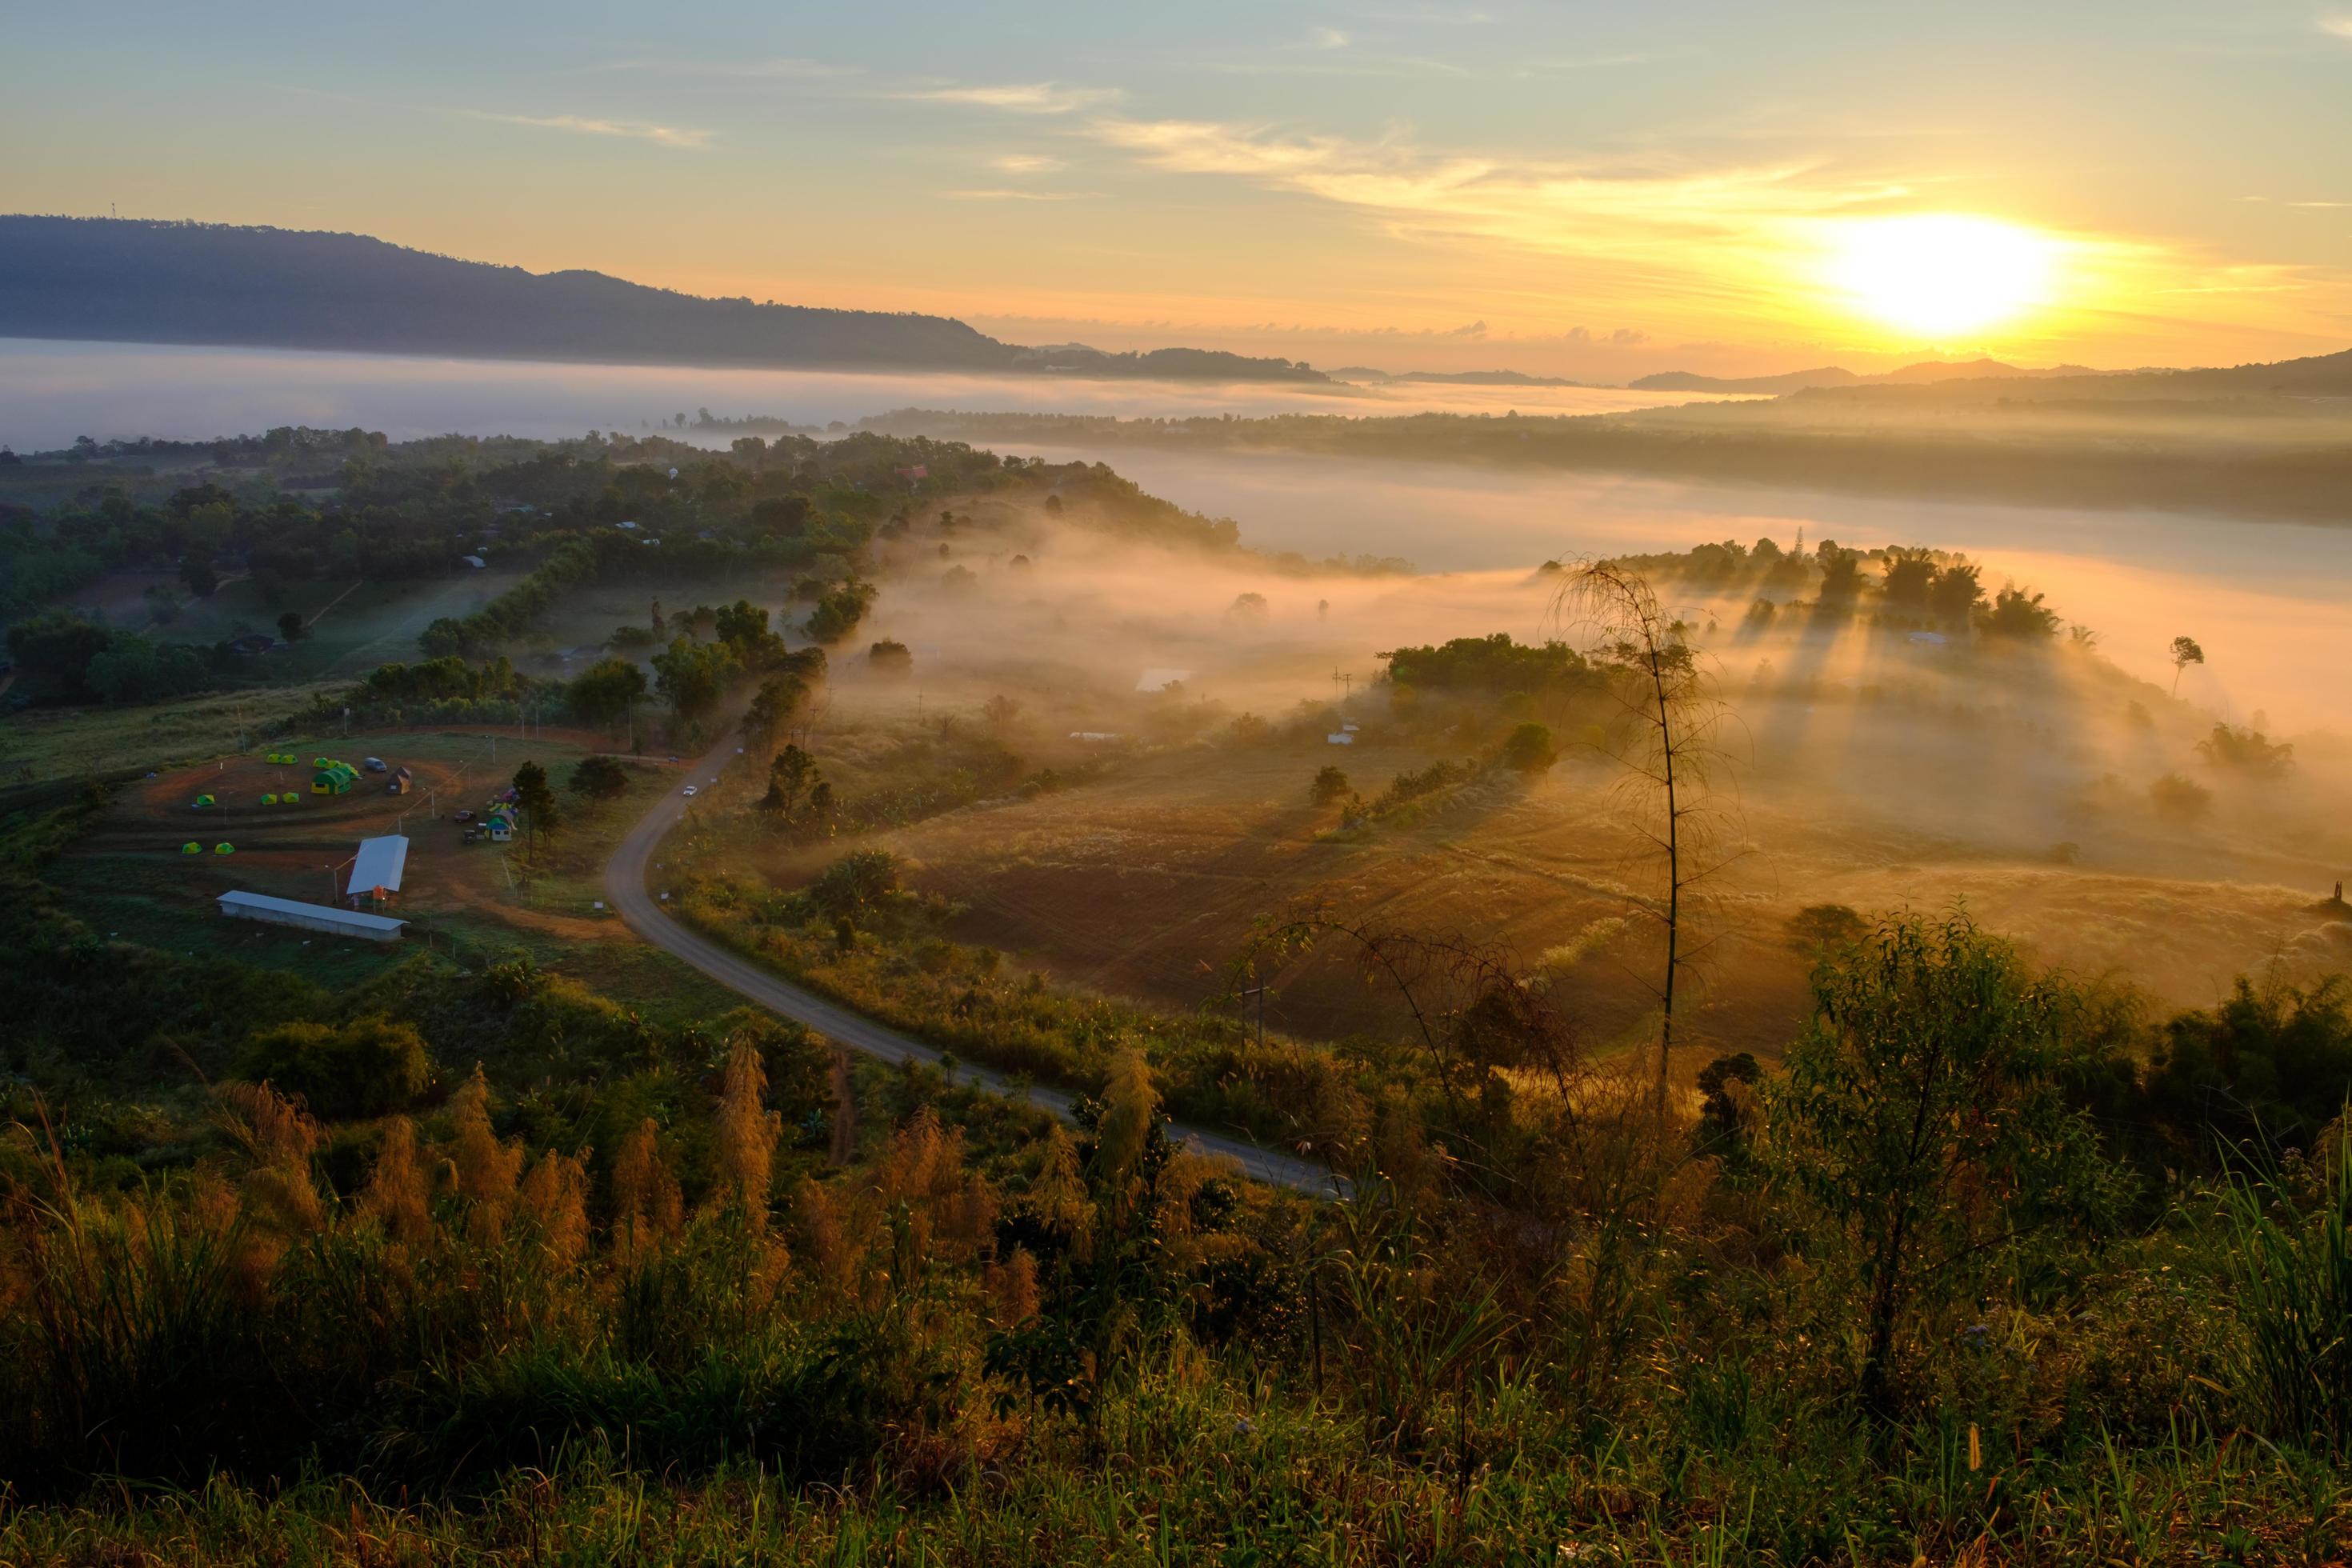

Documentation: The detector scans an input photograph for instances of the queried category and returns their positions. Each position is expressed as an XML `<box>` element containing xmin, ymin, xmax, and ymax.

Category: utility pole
<box><xmin>1235</xmin><ymin>977</ymin><xmax>1269</xmax><ymax>1051</ymax></box>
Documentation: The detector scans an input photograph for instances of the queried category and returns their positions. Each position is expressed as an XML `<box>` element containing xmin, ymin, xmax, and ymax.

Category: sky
<box><xmin>3</xmin><ymin>1</ymin><xmax>2349</xmax><ymax>379</ymax></box>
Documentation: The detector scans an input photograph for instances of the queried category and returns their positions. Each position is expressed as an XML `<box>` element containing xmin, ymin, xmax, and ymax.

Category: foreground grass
<box><xmin>5</xmin><ymin>1376</ymin><xmax>2344</xmax><ymax>1566</ymax></box>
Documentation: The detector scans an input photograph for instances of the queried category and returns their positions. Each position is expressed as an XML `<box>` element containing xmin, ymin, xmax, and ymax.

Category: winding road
<box><xmin>603</xmin><ymin>758</ymin><xmax>1342</xmax><ymax>1195</ymax></box>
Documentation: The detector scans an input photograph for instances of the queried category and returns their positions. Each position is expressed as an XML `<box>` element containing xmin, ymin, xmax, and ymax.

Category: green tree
<box><xmin>567</xmin><ymin>753</ymin><xmax>630</xmax><ymax>803</ymax></box>
<box><xmin>178</xmin><ymin>552</ymin><xmax>219</xmax><ymax>599</ymax></box>
<box><xmin>1310</xmin><ymin>764</ymin><xmax>1351</xmax><ymax>805</ymax></box>
<box><xmin>652</xmin><ymin>635</ymin><xmax>741</xmax><ymax>723</ymax></box>
<box><xmin>512</xmin><ymin>760</ymin><xmax>560</xmax><ymax>860</ymax></box>
<box><xmin>277</xmin><ymin>611</ymin><xmax>307</xmax><ymax>643</ymax></box>
<box><xmin>759</xmin><ymin>744</ymin><xmax>819</xmax><ymax>819</ymax></box>
<box><xmin>1766</xmin><ymin>911</ymin><xmax>2119</xmax><ymax>1418</ymax></box>
<box><xmin>567</xmin><ymin>657</ymin><xmax>650</xmax><ymax>735</ymax></box>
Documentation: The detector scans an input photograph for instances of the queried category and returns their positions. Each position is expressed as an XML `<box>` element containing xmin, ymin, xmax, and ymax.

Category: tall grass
<box><xmin>2220</xmin><ymin>1118</ymin><xmax>2352</xmax><ymax>1458</ymax></box>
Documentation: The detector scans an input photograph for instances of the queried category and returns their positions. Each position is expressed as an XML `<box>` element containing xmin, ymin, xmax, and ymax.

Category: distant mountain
<box><xmin>1630</xmin><ymin>366</ymin><xmax>1860</xmax><ymax>393</ymax></box>
<box><xmin>1320</xmin><ymin>365</ymin><xmax>1394</xmax><ymax>382</ymax></box>
<box><xmin>0</xmin><ymin>216</ymin><xmax>1329</xmax><ymax>383</ymax></box>
<box><xmin>1387</xmin><ymin>369</ymin><xmax>1593</xmax><ymax>388</ymax></box>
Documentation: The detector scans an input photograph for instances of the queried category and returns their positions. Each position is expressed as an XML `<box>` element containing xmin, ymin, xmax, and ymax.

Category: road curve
<box><xmin>603</xmin><ymin>758</ymin><xmax>1343</xmax><ymax>1196</ymax></box>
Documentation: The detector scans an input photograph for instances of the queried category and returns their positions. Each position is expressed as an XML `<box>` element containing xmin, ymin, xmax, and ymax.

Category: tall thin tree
<box><xmin>1554</xmin><ymin>560</ymin><xmax>1742</xmax><ymax>1136</ymax></box>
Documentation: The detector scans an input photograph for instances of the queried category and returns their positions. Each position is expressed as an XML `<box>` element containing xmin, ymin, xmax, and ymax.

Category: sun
<box><xmin>1824</xmin><ymin>214</ymin><xmax>2059</xmax><ymax>340</ymax></box>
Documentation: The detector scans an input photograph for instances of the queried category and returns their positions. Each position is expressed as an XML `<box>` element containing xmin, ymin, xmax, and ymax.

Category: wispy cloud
<box><xmin>1082</xmin><ymin>114</ymin><xmax>1895</xmax><ymax>260</ymax></box>
<box><xmin>1527</xmin><ymin>53</ymin><xmax>1653</xmax><ymax>71</ymax></box>
<box><xmin>990</xmin><ymin>153</ymin><xmax>1067</xmax><ymax>174</ymax></box>
<box><xmin>942</xmin><ymin>187</ymin><xmax>1098</xmax><ymax>202</ymax></box>
<box><xmin>1308</xmin><ymin>26</ymin><xmax>1351</xmax><ymax>49</ymax></box>
<box><xmin>2321</xmin><ymin>14</ymin><xmax>2352</xmax><ymax>39</ymax></box>
<box><xmin>902</xmin><ymin>82</ymin><xmax>1121</xmax><ymax>114</ymax></box>
<box><xmin>584</xmin><ymin>55</ymin><xmax>859</xmax><ymax>80</ymax></box>
<box><xmin>458</xmin><ymin>110</ymin><xmax>713</xmax><ymax>150</ymax></box>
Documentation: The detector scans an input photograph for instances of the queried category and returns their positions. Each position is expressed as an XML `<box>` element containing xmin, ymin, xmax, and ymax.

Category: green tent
<box><xmin>214</xmin><ymin>842</ymin><xmax>234</xmax><ymax>855</ymax></box>
<box><xmin>194</xmin><ymin>794</ymin><xmax>216</xmax><ymax>809</ymax></box>
<box><xmin>181</xmin><ymin>842</ymin><xmax>200</xmax><ymax>855</ymax></box>
<box><xmin>262</xmin><ymin>793</ymin><xmax>278</xmax><ymax>805</ymax></box>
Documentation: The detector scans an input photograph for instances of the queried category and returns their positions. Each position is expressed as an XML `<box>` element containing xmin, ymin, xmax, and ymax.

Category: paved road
<box><xmin>603</xmin><ymin>757</ymin><xmax>1343</xmax><ymax>1196</ymax></box>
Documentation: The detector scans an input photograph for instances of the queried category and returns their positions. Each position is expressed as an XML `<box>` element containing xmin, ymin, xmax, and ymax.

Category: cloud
<box><xmin>1446</xmin><ymin>319</ymin><xmax>1489</xmax><ymax>338</ymax></box>
<box><xmin>904</xmin><ymin>82</ymin><xmax>1122</xmax><ymax>114</ymax></box>
<box><xmin>586</xmin><ymin>55</ymin><xmax>859</xmax><ymax>80</ymax></box>
<box><xmin>2322</xmin><ymin>15</ymin><xmax>2352</xmax><ymax>39</ymax></box>
<box><xmin>990</xmin><ymin>153</ymin><xmax>1067</xmax><ymax>174</ymax></box>
<box><xmin>942</xmin><ymin>188</ymin><xmax>1098</xmax><ymax>201</ymax></box>
<box><xmin>1309</xmin><ymin>26</ymin><xmax>1351</xmax><ymax>48</ymax></box>
<box><xmin>1528</xmin><ymin>53</ymin><xmax>1653</xmax><ymax>70</ymax></box>
<box><xmin>1081</xmin><ymin>113</ymin><xmax>1897</xmax><ymax>265</ymax></box>
<box><xmin>457</xmin><ymin>110</ymin><xmax>713</xmax><ymax>149</ymax></box>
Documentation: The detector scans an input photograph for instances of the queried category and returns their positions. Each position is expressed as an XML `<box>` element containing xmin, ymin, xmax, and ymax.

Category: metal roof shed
<box><xmin>218</xmin><ymin>890</ymin><xmax>406</xmax><ymax>943</ymax></box>
<box><xmin>346</xmin><ymin>834</ymin><xmax>410</xmax><ymax>898</ymax></box>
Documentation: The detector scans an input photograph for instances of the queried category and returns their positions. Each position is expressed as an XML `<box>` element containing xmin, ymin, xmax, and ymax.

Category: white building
<box><xmin>346</xmin><ymin>834</ymin><xmax>410</xmax><ymax>902</ymax></box>
<box><xmin>218</xmin><ymin>890</ymin><xmax>406</xmax><ymax>943</ymax></box>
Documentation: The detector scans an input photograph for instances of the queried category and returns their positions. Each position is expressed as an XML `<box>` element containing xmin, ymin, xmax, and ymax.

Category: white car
<box><xmin>682</xmin><ymin>785</ymin><xmax>698</xmax><ymax>797</ymax></box>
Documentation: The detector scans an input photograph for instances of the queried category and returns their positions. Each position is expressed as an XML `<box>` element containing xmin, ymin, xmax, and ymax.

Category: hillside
<box><xmin>0</xmin><ymin>217</ymin><xmax>1326</xmax><ymax>382</ymax></box>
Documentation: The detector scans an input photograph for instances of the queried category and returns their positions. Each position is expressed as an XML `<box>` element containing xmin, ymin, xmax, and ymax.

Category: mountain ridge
<box><xmin>0</xmin><ymin>216</ymin><xmax>1329</xmax><ymax>384</ymax></box>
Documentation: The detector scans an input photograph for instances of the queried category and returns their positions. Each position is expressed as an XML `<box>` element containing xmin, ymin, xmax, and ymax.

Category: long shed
<box><xmin>218</xmin><ymin>890</ymin><xmax>406</xmax><ymax>942</ymax></box>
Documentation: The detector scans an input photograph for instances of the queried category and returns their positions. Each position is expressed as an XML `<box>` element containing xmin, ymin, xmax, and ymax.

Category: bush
<box><xmin>1497</xmin><ymin>723</ymin><xmax>1558</xmax><ymax>775</ymax></box>
<box><xmin>1310</xmin><ymin>765</ymin><xmax>1350</xmax><ymax>806</ymax></box>
<box><xmin>569</xmin><ymin>754</ymin><xmax>631</xmax><ymax>802</ymax></box>
<box><xmin>2149</xmin><ymin>771</ymin><xmax>2211</xmax><ymax>823</ymax></box>
<box><xmin>235</xmin><ymin>1015</ymin><xmax>434</xmax><ymax>1119</ymax></box>
<box><xmin>810</xmin><ymin>850</ymin><xmax>902</xmax><ymax>916</ymax></box>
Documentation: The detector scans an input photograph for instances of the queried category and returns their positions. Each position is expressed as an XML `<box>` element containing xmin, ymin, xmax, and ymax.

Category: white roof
<box><xmin>218</xmin><ymin>890</ymin><xmax>406</xmax><ymax>935</ymax></box>
<box><xmin>1326</xmin><ymin>733</ymin><xmax>1354</xmax><ymax>745</ymax></box>
<box><xmin>346</xmin><ymin>834</ymin><xmax>409</xmax><ymax>896</ymax></box>
<box><xmin>1135</xmin><ymin>668</ymin><xmax>1192</xmax><ymax>693</ymax></box>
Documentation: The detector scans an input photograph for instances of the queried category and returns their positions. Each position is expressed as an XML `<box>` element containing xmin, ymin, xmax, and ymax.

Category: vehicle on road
<box><xmin>362</xmin><ymin>757</ymin><xmax>387</xmax><ymax>772</ymax></box>
<box><xmin>454</xmin><ymin>809</ymin><xmax>474</xmax><ymax>822</ymax></box>
<box><xmin>682</xmin><ymin>786</ymin><xmax>698</xmax><ymax>797</ymax></box>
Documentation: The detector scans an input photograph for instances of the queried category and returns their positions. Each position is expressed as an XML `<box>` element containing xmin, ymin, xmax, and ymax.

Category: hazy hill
<box><xmin>0</xmin><ymin>216</ymin><xmax>1326</xmax><ymax>382</ymax></box>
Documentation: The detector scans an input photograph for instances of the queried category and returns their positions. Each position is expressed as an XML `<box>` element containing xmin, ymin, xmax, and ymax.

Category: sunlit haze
<box><xmin>5</xmin><ymin>1</ymin><xmax>2351</xmax><ymax>377</ymax></box>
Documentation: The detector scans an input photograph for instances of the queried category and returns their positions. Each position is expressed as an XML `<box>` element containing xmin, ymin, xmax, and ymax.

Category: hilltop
<box><xmin>0</xmin><ymin>216</ymin><xmax>1328</xmax><ymax>384</ymax></box>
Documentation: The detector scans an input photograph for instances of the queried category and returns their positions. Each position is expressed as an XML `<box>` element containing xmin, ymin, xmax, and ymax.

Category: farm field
<box><xmin>44</xmin><ymin>725</ymin><xmax>744</xmax><ymax>1024</ymax></box>
<box><xmin>802</xmin><ymin>722</ymin><xmax>2347</xmax><ymax>1063</ymax></box>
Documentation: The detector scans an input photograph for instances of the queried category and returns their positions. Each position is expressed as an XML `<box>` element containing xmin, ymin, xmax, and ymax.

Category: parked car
<box><xmin>454</xmin><ymin>809</ymin><xmax>475</xmax><ymax>822</ymax></box>
<box><xmin>362</xmin><ymin>757</ymin><xmax>387</xmax><ymax>773</ymax></box>
<box><xmin>682</xmin><ymin>786</ymin><xmax>698</xmax><ymax>797</ymax></box>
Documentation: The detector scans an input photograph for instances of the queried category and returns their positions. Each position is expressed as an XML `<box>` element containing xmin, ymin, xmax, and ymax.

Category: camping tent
<box><xmin>311</xmin><ymin>761</ymin><xmax>358</xmax><ymax>795</ymax></box>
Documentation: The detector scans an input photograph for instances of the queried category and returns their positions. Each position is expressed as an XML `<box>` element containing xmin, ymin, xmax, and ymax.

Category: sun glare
<box><xmin>1825</xmin><ymin>214</ymin><xmax>2059</xmax><ymax>340</ymax></box>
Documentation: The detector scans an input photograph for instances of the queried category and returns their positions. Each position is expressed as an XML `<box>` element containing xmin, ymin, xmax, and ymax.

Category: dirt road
<box><xmin>603</xmin><ymin>755</ymin><xmax>1342</xmax><ymax>1195</ymax></box>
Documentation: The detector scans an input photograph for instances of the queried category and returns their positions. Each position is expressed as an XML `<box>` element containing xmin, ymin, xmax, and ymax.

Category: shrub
<box><xmin>1497</xmin><ymin>722</ymin><xmax>1558</xmax><ymax>775</ymax></box>
<box><xmin>234</xmin><ymin>1015</ymin><xmax>434</xmax><ymax>1120</ymax></box>
<box><xmin>810</xmin><ymin>850</ymin><xmax>902</xmax><ymax>916</ymax></box>
<box><xmin>1766</xmin><ymin>911</ymin><xmax>2122</xmax><ymax>1416</ymax></box>
<box><xmin>2149</xmin><ymin>771</ymin><xmax>2211</xmax><ymax>823</ymax></box>
<box><xmin>1310</xmin><ymin>765</ymin><xmax>1351</xmax><ymax>806</ymax></box>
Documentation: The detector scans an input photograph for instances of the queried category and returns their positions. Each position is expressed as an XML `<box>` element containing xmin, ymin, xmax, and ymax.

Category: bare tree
<box><xmin>1551</xmin><ymin>560</ymin><xmax>1743</xmax><ymax>1136</ymax></box>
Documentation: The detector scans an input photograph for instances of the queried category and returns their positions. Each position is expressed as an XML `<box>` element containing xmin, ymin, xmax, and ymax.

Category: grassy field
<box><xmin>759</xmin><ymin>712</ymin><xmax>2343</xmax><ymax>1062</ymax></box>
<box><xmin>0</xmin><ymin>681</ymin><xmax>342</xmax><ymax>781</ymax></box>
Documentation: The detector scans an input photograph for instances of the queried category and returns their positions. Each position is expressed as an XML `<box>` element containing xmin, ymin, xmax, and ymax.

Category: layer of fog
<box><xmin>0</xmin><ymin>338</ymin><xmax>1732</xmax><ymax>452</ymax></box>
<box><xmin>834</xmin><ymin>512</ymin><xmax>2352</xmax><ymax>968</ymax></box>
<box><xmin>1006</xmin><ymin>444</ymin><xmax>2352</xmax><ymax>736</ymax></box>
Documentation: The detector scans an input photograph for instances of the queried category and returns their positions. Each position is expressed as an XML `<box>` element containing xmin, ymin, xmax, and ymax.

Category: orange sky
<box><xmin>2</xmin><ymin>2</ymin><xmax>2349</xmax><ymax>378</ymax></box>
